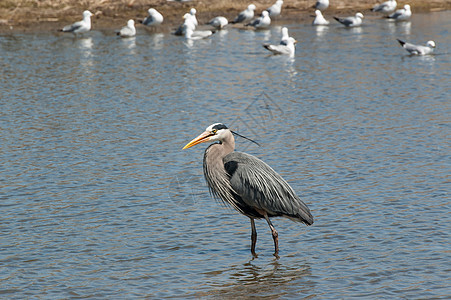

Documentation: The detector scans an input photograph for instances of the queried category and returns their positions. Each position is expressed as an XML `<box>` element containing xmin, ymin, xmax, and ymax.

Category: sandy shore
<box><xmin>0</xmin><ymin>0</ymin><xmax>449</xmax><ymax>33</ymax></box>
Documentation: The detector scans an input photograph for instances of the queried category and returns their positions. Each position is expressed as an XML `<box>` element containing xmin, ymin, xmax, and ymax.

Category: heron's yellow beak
<box><xmin>182</xmin><ymin>131</ymin><xmax>212</xmax><ymax>149</ymax></box>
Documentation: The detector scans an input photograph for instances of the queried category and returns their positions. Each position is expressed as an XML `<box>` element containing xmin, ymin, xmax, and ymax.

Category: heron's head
<box><xmin>183</xmin><ymin>123</ymin><xmax>230</xmax><ymax>149</ymax></box>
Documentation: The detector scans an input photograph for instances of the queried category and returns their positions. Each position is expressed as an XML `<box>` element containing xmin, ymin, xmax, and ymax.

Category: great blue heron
<box><xmin>183</xmin><ymin>123</ymin><xmax>314</xmax><ymax>257</ymax></box>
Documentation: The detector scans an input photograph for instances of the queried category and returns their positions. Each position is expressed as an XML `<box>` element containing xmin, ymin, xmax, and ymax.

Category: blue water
<box><xmin>1</xmin><ymin>11</ymin><xmax>450</xmax><ymax>298</ymax></box>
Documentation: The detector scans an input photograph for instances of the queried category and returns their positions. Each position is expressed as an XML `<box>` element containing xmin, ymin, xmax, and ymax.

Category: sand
<box><xmin>0</xmin><ymin>0</ymin><xmax>449</xmax><ymax>33</ymax></box>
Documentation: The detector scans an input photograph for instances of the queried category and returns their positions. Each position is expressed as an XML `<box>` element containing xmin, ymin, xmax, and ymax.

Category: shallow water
<box><xmin>1</xmin><ymin>11</ymin><xmax>450</xmax><ymax>299</ymax></box>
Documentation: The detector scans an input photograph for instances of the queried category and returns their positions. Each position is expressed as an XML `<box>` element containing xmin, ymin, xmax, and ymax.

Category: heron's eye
<box><xmin>212</xmin><ymin>129</ymin><xmax>217</xmax><ymax>134</ymax></box>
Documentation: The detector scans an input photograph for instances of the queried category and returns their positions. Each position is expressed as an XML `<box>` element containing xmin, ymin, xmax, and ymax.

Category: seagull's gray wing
<box><xmin>62</xmin><ymin>21</ymin><xmax>82</xmax><ymax>32</ymax></box>
<box><xmin>142</xmin><ymin>15</ymin><xmax>154</xmax><ymax>25</ymax></box>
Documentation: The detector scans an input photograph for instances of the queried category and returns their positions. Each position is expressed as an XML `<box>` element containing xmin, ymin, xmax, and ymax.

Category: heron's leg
<box><xmin>263</xmin><ymin>214</ymin><xmax>279</xmax><ymax>258</ymax></box>
<box><xmin>250</xmin><ymin>218</ymin><xmax>257</xmax><ymax>257</ymax></box>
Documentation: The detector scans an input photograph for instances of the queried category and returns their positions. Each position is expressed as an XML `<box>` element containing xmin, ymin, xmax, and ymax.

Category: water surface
<box><xmin>1</xmin><ymin>11</ymin><xmax>450</xmax><ymax>299</ymax></box>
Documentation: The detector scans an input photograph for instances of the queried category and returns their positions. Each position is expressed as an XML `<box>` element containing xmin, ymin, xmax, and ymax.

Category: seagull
<box><xmin>334</xmin><ymin>12</ymin><xmax>364</xmax><ymax>27</ymax></box>
<box><xmin>315</xmin><ymin>0</ymin><xmax>329</xmax><ymax>11</ymax></box>
<box><xmin>142</xmin><ymin>8</ymin><xmax>164</xmax><ymax>26</ymax></box>
<box><xmin>174</xmin><ymin>12</ymin><xmax>197</xmax><ymax>36</ymax></box>
<box><xmin>280</xmin><ymin>26</ymin><xmax>289</xmax><ymax>45</ymax></box>
<box><xmin>60</xmin><ymin>10</ymin><xmax>93</xmax><ymax>34</ymax></box>
<box><xmin>266</xmin><ymin>0</ymin><xmax>283</xmax><ymax>18</ymax></box>
<box><xmin>185</xmin><ymin>27</ymin><xmax>215</xmax><ymax>40</ymax></box>
<box><xmin>264</xmin><ymin>37</ymin><xmax>297</xmax><ymax>56</ymax></box>
<box><xmin>246</xmin><ymin>11</ymin><xmax>271</xmax><ymax>29</ymax></box>
<box><xmin>397</xmin><ymin>39</ymin><xmax>435</xmax><ymax>55</ymax></box>
<box><xmin>207</xmin><ymin>16</ymin><xmax>228</xmax><ymax>30</ymax></box>
<box><xmin>189</xmin><ymin>8</ymin><xmax>198</xmax><ymax>27</ymax></box>
<box><xmin>387</xmin><ymin>4</ymin><xmax>412</xmax><ymax>21</ymax></box>
<box><xmin>117</xmin><ymin>19</ymin><xmax>136</xmax><ymax>37</ymax></box>
<box><xmin>231</xmin><ymin>4</ymin><xmax>256</xmax><ymax>24</ymax></box>
<box><xmin>312</xmin><ymin>9</ymin><xmax>329</xmax><ymax>25</ymax></box>
<box><xmin>371</xmin><ymin>0</ymin><xmax>397</xmax><ymax>15</ymax></box>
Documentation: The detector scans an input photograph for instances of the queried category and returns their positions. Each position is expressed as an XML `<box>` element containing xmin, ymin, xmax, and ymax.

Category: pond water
<box><xmin>1</xmin><ymin>11</ymin><xmax>450</xmax><ymax>299</ymax></box>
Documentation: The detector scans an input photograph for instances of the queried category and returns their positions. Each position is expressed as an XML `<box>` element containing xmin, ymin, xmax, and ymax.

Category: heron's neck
<box><xmin>222</xmin><ymin>134</ymin><xmax>235</xmax><ymax>155</ymax></box>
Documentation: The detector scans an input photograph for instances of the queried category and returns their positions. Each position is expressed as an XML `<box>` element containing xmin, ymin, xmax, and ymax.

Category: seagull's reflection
<box><xmin>77</xmin><ymin>37</ymin><xmax>93</xmax><ymax>66</ymax></box>
<box><xmin>217</xmin><ymin>29</ymin><xmax>229</xmax><ymax>39</ymax></box>
<box><xmin>78</xmin><ymin>36</ymin><xmax>93</xmax><ymax>50</ymax></box>
<box><xmin>397</xmin><ymin>21</ymin><xmax>411</xmax><ymax>35</ymax></box>
<box><xmin>76</xmin><ymin>37</ymin><xmax>94</xmax><ymax>71</ymax></box>
<box><xmin>284</xmin><ymin>56</ymin><xmax>297</xmax><ymax>80</ymax></box>
<box><xmin>259</xmin><ymin>28</ymin><xmax>272</xmax><ymax>41</ymax></box>
<box><xmin>184</xmin><ymin>38</ymin><xmax>194</xmax><ymax>48</ymax></box>
<box><xmin>150</xmin><ymin>33</ymin><xmax>164</xmax><ymax>50</ymax></box>
<box><xmin>401</xmin><ymin>53</ymin><xmax>436</xmax><ymax>63</ymax></box>
<box><xmin>121</xmin><ymin>35</ymin><xmax>136</xmax><ymax>46</ymax></box>
<box><xmin>315</xmin><ymin>25</ymin><xmax>329</xmax><ymax>38</ymax></box>
<box><xmin>349</xmin><ymin>26</ymin><xmax>363</xmax><ymax>35</ymax></box>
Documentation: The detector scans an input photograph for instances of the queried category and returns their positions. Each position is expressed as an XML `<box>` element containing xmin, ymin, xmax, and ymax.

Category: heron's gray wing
<box><xmin>224</xmin><ymin>152</ymin><xmax>313</xmax><ymax>225</ymax></box>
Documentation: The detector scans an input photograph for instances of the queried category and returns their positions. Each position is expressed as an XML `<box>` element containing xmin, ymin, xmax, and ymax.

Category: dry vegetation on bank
<box><xmin>0</xmin><ymin>0</ymin><xmax>450</xmax><ymax>32</ymax></box>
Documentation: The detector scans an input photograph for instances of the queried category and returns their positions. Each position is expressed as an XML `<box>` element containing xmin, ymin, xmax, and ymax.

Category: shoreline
<box><xmin>0</xmin><ymin>0</ymin><xmax>450</xmax><ymax>33</ymax></box>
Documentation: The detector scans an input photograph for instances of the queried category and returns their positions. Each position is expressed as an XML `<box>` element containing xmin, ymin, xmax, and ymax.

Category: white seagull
<box><xmin>61</xmin><ymin>10</ymin><xmax>93</xmax><ymax>34</ymax></box>
<box><xmin>264</xmin><ymin>27</ymin><xmax>296</xmax><ymax>56</ymax></box>
<box><xmin>371</xmin><ymin>0</ymin><xmax>397</xmax><ymax>15</ymax></box>
<box><xmin>397</xmin><ymin>39</ymin><xmax>435</xmax><ymax>55</ymax></box>
<box><xmin>117</xmin><ymin>19</ymin><xmax>136</xmax><ymax>37</ymax></box>
<box><xmin>185</xmin><ymin>27</ymin><xmax>215</xmax><ymax>40</ymax></box>
<box><xmin>189</xmin><ymin>8</ymin><xmax>198</xmax><ymax>27</ymax></box>
<box><xmin>334</xmin><ymin>12</ymin><xmax>364</xmax><ymax>27</ymax></box>
<box><xmin>142</xmin><ymin>8</ymin><xmax>164</xmax><ymax>26</ymax></box>
<box><xmin>387</xmin><ymin>4</ymin><xmax>412</xmax><ymax>21</ymax></box>
<box><xmin>246</xmin><ymin>11</ymin><xmax>271</xmax><ymax>29</ymax></box>
<box><xmin>207</xmin><ymin>16</ymin><xmax>228</xmax><ymax>30</ymax></box>
<box><xmin>280</xmin><ymin>27</ymin><xmax>289</xmax><ymax>45</ymax></box>
<box><xmin>266</xmin><ymin>0</ymin><xmax>283</xmax><ymax>18</ymax></box>
<box><xmin>312</xmin><ymin>9</ymin><xmax>329</xmax><ymax>25</ymax></box>
<box><xmin>264</xmin><ymin>37</ymin><xmax>297</xmax><ymax>57</ymax></box>
<box><xmin>315</xmin><ymin>0</ymin><xmax>329</xmax><ymax>11</ymax></box>
<box><xmin>232</xmin><ymin>4</ymin><xmax>256</xmax><ymax>24</ymax></box>
<box><xmin>174</xmin><ymin>12</ymin><xmax>197</xmax><ymax>36</ymax></box>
